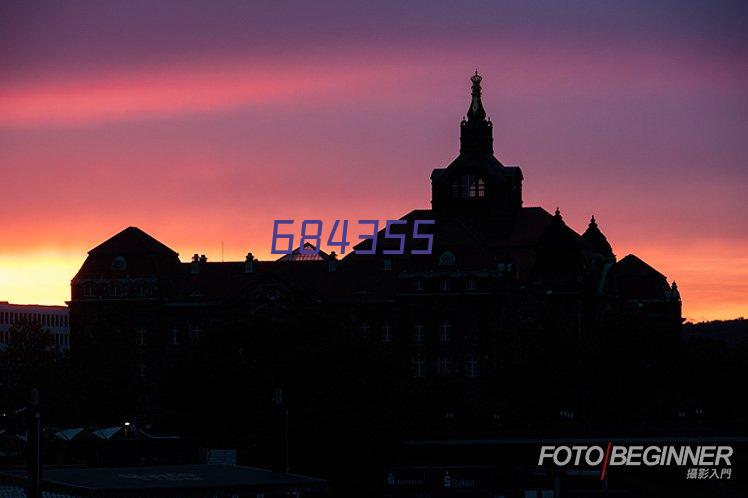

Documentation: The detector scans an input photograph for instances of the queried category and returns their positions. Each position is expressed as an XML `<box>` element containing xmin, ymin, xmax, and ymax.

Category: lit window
<box><xmin>440</xmin><ymin>279</ymin><xmax>450</xmax><ymax>291</ymax></box>
<box><xmin>477</xmin><ymin>178</ymin><xmax>486</xmax><ymax>197</ymax></box>
<box><xmin>453</xmin><ymin>175</ymin><xmax>487</xmax><ymax>199</ymax></box>
<box><xmin>414</xmin><ymin>279</ymin><xmax>424</xmax><ymax>292</ymax></box>
<box><xmin>438</xmin><ymin>320</ymin><xmax>451</xmax><ymax>341</ymax></box>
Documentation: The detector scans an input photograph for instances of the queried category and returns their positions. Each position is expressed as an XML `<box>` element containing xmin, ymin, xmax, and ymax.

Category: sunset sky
<box><xmin>1</xmin><ymin>1</ymin><xmax>746</xmax><ymax>322</ymax></box>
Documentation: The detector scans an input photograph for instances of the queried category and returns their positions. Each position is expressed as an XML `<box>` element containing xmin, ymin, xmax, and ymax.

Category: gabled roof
<box><xmin>607</xmin><ymin>254</ymin><xmax>671</xmax><ymax>299</ymax></box>
<box><xmin>615</xmin><ymin>254</ymin><xmax>667</xmax><ymax>279</ymax></box>
<box><xmin>89</xmin><ymin>227</ymin><xmax>178</xmax><ymax>256</ymax></box>
<box><xmin>276</xmin><ymin>243</ymin><xmax>329</xmax><ymax>262</ymax></box>
<box><xmin>582</xmin><ymin>216</ymin><xmax>614</xmax><ymax>258</ymax></box>
<box><xmin>432</xmin><ymin>153</ymin><xmax>522</xmax><ymax>183</ymax></box>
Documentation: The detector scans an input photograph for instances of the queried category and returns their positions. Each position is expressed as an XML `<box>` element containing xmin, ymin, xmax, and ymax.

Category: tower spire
<box><xmin>582</xmin><ymin>214</ymin><xmax>615</xmax><ymax>259</ymax></box>
<box><xmin>467</xmin><ymin>70</ymin><xmax>487</xmax><ymax>122</ymax></box>
<box><xmin>459</xmin><ymin>71</ymin><xmax>493</xmax><ymax>154</ymax></box>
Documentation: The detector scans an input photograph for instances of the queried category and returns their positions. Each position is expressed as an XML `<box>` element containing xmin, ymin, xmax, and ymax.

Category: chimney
<box><xmin>245</xmin><ymin>252</ymin><xmax>255</xmax><ymax>273</ymax></box>
<box><xmin>327</xmin><ymin>252</ymin><xmax>338</xmax><ymax>272</ymax></box>
<box><xmin>191</xmin><ymin>254</ymin><xmax>200</xmax><ymax>274</ymax></box>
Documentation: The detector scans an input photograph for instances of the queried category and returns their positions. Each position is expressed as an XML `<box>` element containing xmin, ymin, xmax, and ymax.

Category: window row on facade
<box><xmin>0</xmin><ymin>310</ymin><xmax>68</xmax><ymax>327</ymax></box>
<box><xmin>80</xmin><ymin>282</ymin><xmax>154</xmax><ymax>298</ymax></box>
<box><xmin>359</xmin><ymin>319</ymin><xmax>469</xmax><ymax>343</ymax></box>
<box><xmin>0</xmin><ymin>329</ymin><xmax>69</xmax><ymax>348</ymax></box>
<box><xmin>405</xmin><ymin>272</ymin><xmax>513</xmax><ymax>293</ymax></box>
<box><xmin>409</xmin><ymin>277</ymin><xmax>479</xmax><ymax>293</ymax></box>
<box><xmin>411</xmin><ymin>353</ymin><xmax>481</xmax><ymax>378</ymax></box>
<box><xmin>134</xmin><ymin>324</ymin><xmax>203</xmax><ymax>346</ymax></box>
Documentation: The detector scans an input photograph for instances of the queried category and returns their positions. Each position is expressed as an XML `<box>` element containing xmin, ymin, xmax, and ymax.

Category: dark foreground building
<box><xmin>0</xmin><ymin>464</ymin><xmax>327</xmax><ymax>497</ymax></box>
<box><xmin>68</xmin><ymin>73</ymin><xmax>682</xmax><ymax>424</ymax></box>
<box><xmin>64</xmin><ymin>73</ymin><xmax>705</xmax><ymax>497</ymax></box>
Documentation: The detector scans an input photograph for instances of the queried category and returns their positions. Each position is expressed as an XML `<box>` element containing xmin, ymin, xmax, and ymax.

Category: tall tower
<box><xmin>431</xmin><ymin>72</ymin><xmax>523</xmax><ymax>221</ymax></box>
<box><xmin>460</xmin><ymin>71</ymin><xmax>493</xmax><ymax>154</ymax></box>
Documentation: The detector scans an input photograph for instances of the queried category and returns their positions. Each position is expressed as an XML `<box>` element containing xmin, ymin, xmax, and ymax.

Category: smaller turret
<box><xmin>582</xmin><ymin>215</ymin><xmax>615</xmax><ymax>260</ymax></box>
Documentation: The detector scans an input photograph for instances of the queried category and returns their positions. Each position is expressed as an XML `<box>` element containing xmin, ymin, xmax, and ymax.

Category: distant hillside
<box><xmin>682</xmin><ymin>318</ymin><xmax>748</xmax><ymax>347</ymax></box>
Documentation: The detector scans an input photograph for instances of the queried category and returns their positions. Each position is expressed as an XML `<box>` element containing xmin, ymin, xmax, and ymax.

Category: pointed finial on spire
<box><xmin>467</xmin><ymin>71</ymin><xmax>486</xmax><ymax>122</ymax></box>
<box><xmin>589</xmin><ymin>215</ymin><xmax>598</xmax><ymax>228</ymax></box>
<box><xmin>555</xmin><ymin>206</ymin><xmax>561</xmax><ymax>217</ymax></box>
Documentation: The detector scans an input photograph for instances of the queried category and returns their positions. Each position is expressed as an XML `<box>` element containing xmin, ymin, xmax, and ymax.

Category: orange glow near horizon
<box><xmin>2</xmin><ymin>218</ymin><xmax>746</xmax><ymax>323</ymax></box>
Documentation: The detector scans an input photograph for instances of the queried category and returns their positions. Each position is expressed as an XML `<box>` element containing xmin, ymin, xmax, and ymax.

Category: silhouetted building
<box><xmin>68</xmin><ymin>73</ymin><xmax>682</xmax><ymax>425</ymax></box>
<box><xmin>0</xmin><ymin>302</ymin><xmax>70</xmax><ymax>352</ymax></box>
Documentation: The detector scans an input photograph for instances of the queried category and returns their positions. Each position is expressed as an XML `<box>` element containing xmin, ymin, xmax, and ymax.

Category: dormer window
<box><xmin>453</xmin><ymin>175</ymin><xmax>486</xmax><ymax>199</ymax></box>
<box><xmin>112</xmin><ymin>256</ymin><xmax>127</xmax><ymax>270</ymax></box>
<box><xmin>438</xmin><ymin>251</ymin><xmax>456</xmax><ymax>266</ymax></box>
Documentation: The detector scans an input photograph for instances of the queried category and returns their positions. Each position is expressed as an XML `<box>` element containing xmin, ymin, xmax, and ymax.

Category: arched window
<box><xmin>452</xmin><ymin>175</ymin><xmax>486</xmax><ymax>198</ymax></box>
